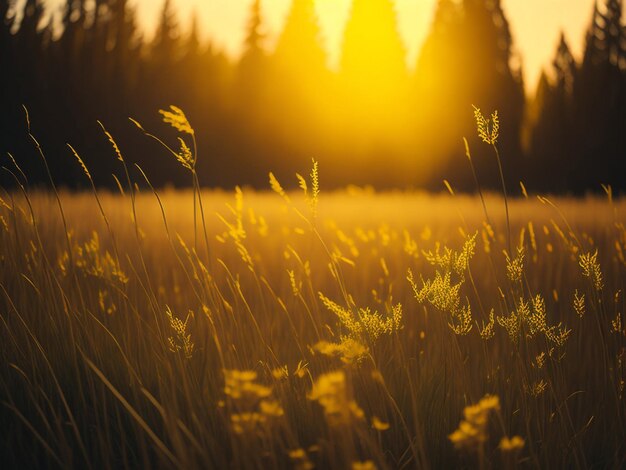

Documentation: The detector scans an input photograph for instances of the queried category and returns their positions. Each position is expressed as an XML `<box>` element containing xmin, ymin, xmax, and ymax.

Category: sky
<box><xmin>38</xmin><ymin>0</ymin><xmax>597</xmax><ymax>93</ymax></box>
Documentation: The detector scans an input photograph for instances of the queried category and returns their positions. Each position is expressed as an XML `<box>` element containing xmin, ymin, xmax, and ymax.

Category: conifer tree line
<box><xmin>0</xmin><ymin>0</ymin><xmax>624</xmax><ymax>192</ymax></box>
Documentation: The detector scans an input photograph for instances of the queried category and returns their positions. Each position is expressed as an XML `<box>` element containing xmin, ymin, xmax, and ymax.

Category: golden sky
<box><xmin>41</xmin><ymin>0</ymin><xmax>596</xmax><ymax>92</ymax></box>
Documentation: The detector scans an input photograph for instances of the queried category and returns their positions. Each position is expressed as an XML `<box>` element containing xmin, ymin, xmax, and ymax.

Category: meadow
<box><xmin>1</xmin><ymin>110</ymin><xmax>625</xmax><ymax>469</ymax></box>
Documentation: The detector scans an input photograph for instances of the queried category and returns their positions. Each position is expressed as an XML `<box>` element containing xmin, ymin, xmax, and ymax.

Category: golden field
<box><xmin>0</xmin><ymin>108</ymin><xmax>625</xmax><ymax>469</ymax></box>
<box><xmin>1</xmin><ymin>181</ymin><xmax>625</xmax><ymax>468</ymax></box>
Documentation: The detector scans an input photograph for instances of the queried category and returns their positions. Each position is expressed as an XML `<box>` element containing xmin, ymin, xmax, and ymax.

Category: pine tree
<box><xmin>152</xmin><ymin>0</ymin><xmax>179</xmax><ymax>66</ymax></box>
<box><xmin>553</xmin><ymin>33</ymin><xmax>577</xmax><ymax>95</ymax></box>
<box><xmin>435</xmin><ymin>0</ymin><xmax>524</xmax><ymax>190</ymax></box>
<box><xmin>274</xmin><ymin>0</ymin><xmax>326</xmax><ymax>75</ymax></box>
<box><xmin>337</xmin><ymin>0</ymin><xmax>410</xmax><ymax>186</ymax></box>
<box><xmin>108</xmin><ymin>0</ymin><xmax>141</xmax><ymax>111</ymax></box>
<box><xmin>229</xmin><ymin>0</ymin><xmax>273</xmax><ymax>186</ymax></box>
<box><xmin>528</xmin><ymin>33</ymin><xmax>577</xmax><ymax>190</ymax></box>
<box><xmin>186</xmin><ymin>10</ymin><xmax>201</xmax><ymax>58</ymax></box>
<box><xmin>412</xmin><ymin>0</ymin><xmax>524</xmax><ymax>189</ymax></box>
<box><xmin>573</xmin><ymin>0</ymin><xmax>625</xmax><ymax>190</ymax></box>
<box><xmin>590</xmin><ymin>0</ymin><xmax>625</xmax><ymax>67</ymax></box>
<box><xmin>141</xmin><ymin>0</ymin><xmax>181</xmax><ymax>111</ymax></box>
<box><xmin>241</xmin><ymin>0</ymin><xmax>265</xmax><ymax>68</ymax></box>
<box><xmin>416</xmin><ymin>0</ymin><xmax>460</xmax><ymax>93</ymax></box>
<box><xmin>178</xmin><ymin>11</ymin><xmax>205</xmax><ymax>112</ymax></box>
<box><xmin>57</xmin><ymin>0</ymin><xmax>87</xmax><ymax>99</ymax></box>
<box><xmin>340</xmin><ymin>0</ymin><xmax>407</xmax><ymax>115</ymax></box>
<box><xmin>0</xmin><ymin>0</ymin><xmax>16</xmax><ymax>91</ymax></box>
<box><xmin>269</xmin><ymin>0</ymin><xmax>330</xmax><ymax>159</ymax></box>
<box><xmin>236</xmin><ymin>0</ymin><xmax>268</xmax><ymax>115</ymax></box>
<box><xmin>413</xmin><ymin>0</ymin><xmax>464</xmax><ymax>186</ymax></box>
<box><xmin>1</xmin><ymin>0</ymin><xmax>18</xmax><ymax>166</ymax></box>
<box><xmin>16</xmin><ymin>0</ymin><xmax>45</xmax><ymax>95</ymax></box>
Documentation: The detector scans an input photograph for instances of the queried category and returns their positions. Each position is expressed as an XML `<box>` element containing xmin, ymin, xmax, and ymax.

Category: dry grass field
<box><xmin>1</xmin><ymin>181</ymin><xmax>625</xmax><ymax>469</ymax></box>
<box><xmin>0</xmin><ymin>109</ymin><xmax>625</xmax><ymax>469</ymax></box>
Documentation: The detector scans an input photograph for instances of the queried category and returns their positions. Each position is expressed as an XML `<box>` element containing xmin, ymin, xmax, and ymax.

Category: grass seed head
<box><xmin>159</xmin><ymin>105</ymin><xmax>194</xmax><ymax>135</ymax></box>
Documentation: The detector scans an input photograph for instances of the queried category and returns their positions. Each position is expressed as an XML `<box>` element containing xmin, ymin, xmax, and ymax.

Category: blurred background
<box><xmin>0</xmin><ymin>0</ymin><xmax>624</xmax><ymax>192</ymax></box>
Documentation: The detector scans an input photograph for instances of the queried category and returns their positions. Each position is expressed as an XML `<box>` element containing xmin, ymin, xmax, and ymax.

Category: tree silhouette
<box><xmin>0</xmin><ymin>0</ymin><xmax>14</xmax><ymax>106</ymax></box>
<box><xmin>236</xmin><ymin>0</ymin><xmax>267</xmax><ymax>111</ymax></box>
<box><xmin>460</xmin><ymin>0</ymin><xmax>524</xmax><ymax>188</ymax></box>
<box><xmin>274</xmin><ymin>0</ymin><xmax>325</xmax><ymax>71</ymax></box>
<box><xmin>268</xmin><ymin>0</ymin><xmax>330</xmax><ymax>170</ymax></box>
<box><xmin>528</xmin><ymin>33</ymin><xmax>577</xmax><ymax>191</ymax></box>
<box><xmin>230</xmin><ymin>0</ymin><xmax>272</xmax><ymax>185</ymax></box>
<box><xmin>572</xmin><ymin>0</ymin><xmax>625</xmax><ymax>190</ymax></box>
<box><xmin>414</xmin><ymin>0</ymin><xmax>524</xmax><ymax>190</ymax></box>
<box><xmin>1</xmin><ymin>0</ymin><xmax>625</xmax><ymax>191</ymax></box>
<box><xmin>109</xmin><ymin>0</ymin><xmax>141</xmax><ymax>110</ymax></box>
<box><xmin>340</xmin><ymin>0</ymin><xmax>407</xmax><ymax>123</ymax></box>
<box><xmin>414</xmin><ymin>0</ymin><xmax>464</xmax><ymax>186</ymax></box>
<box><xmin>11</xmin><ymin>0</ymin><xmax>51</xmax><ymax>181</ymax></box>
<box><xmin>240</xmin><ymin>0</ymin><xmax>266</xmax><ymax>76</ymax></box>
<box><xmin>337</xmin><ymin>0</ymin><xmax>411</xmax><ymax>185</ymax></box>
<box><xmin>146</xmin><ymin>0</ymin><xmax>180</xmax><ymax>107</ymax></box>
<box><xmin>153</xmin><ymin>0</ymin><xmax>179</xmax><ymax>66</ymax></box>
<box><xmin>16</xmin><ymin>0</ymin><xmax>46</xmax><ymax>99</ymax></box>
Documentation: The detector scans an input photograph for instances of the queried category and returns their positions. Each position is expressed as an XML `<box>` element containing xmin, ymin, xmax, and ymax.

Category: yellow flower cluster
<box><xmin>288</xmin><ymin>448</ymin><xmax>314</xmax><ymax>470</ymax></box>
<box><xmin>308</xmin><ymin>371</ymin><xmax>364</xmax><ymax>426</ymax></box>
<box><xmin>449</xmin><ymin>395</ymin><xmax>500</xmax><ymax>450</ymax></box>
<box><xmin>224</xmin><ymin>369</ymin><xmax>271</xmax><ymax>400</ymax></box>
<box><xmin>229</xmin><ymin>402</ymin><xmax>284</xmax><ymax>436</ymax></box>
<box><xmin>500</xmin><ymin>435</ymin><xmax>525</xmax><ymax>452</ymax></box>
<box><xmin>223</xmin><ymin>369</ymin><xmax>284</xmax><ymax>435</ymax></box>
<box><xmin>314</xmin><ymin>338</ymin><xmax>369</xmax><ymax>364</ymax></box>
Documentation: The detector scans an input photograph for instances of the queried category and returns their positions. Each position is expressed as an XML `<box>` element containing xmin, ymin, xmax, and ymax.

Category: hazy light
<box><xmin>23</xmin><ymin>0</ymin><xmax>595</xmax><ymax>90</ymax></box>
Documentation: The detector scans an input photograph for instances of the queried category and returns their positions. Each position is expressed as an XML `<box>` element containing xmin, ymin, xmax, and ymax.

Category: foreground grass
<box><xmin>1</xmin><ymin>184</ymin><xmax>625</xmax><ymax>469</ymax></box>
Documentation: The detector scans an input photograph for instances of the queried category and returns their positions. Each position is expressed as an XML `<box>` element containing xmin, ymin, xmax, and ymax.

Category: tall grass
<box><xmin>0</xmin><ymin>109</ymin><xmax>625</xmax><ymax>469</ymax></box>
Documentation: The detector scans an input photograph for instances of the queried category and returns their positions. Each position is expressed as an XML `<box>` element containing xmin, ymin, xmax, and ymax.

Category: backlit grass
<box><xmin>0</xmin><ymin>110</ymin><xmax>625</xmax><ymax>469</ymax></box>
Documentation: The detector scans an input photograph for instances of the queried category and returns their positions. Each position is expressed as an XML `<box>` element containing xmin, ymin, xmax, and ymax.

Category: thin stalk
<box><xmin>493</xmin><ymin>143</ymin><xmax>512</xmax><ymax>256</ymax></box>
<box><xmin>464</xmin><ymin>137</ymin><xmax>493</xmax><ymax>229</ymax></box>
